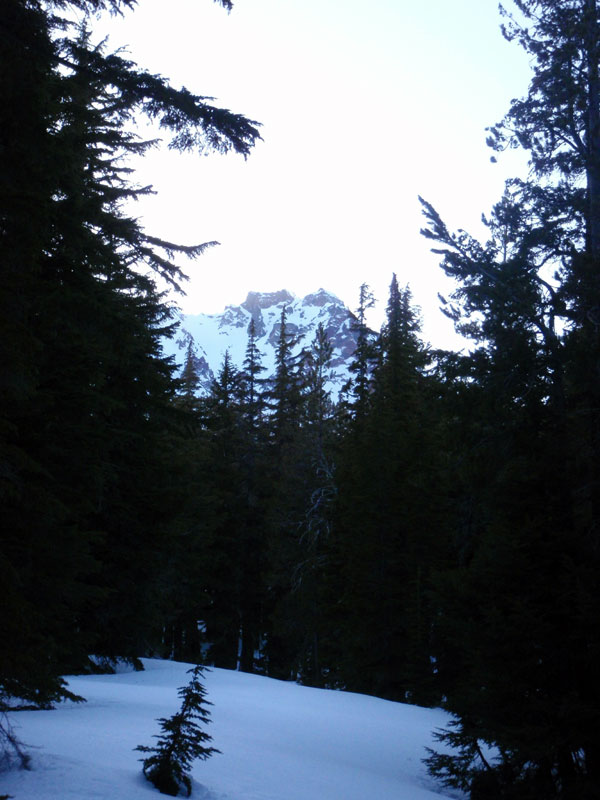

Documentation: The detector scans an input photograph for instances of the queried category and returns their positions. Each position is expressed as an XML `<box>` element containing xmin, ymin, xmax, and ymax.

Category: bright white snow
<box><xmin>162</xmin><ymin>289</ymin><xmax>357</xmax><ymax>399</ymax></box>
<box><xmin>3</xmin><ymin>659</ymin><xmax>458</xmax><ymax>799</ymax></box>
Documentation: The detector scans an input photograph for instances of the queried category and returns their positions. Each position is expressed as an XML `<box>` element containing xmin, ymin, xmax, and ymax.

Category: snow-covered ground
<box><xmin>3</xmin><ymin>659</ymin><xmax>457</xmax><ymax>799</ymax></box>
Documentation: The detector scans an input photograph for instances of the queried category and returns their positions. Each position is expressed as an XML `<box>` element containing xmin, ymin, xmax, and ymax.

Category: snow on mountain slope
<box><xmin>162</xmin><ymin>289</ymin><xmax>360</xmax><ymax>398</ymax></box>
<box><xmin>3</xmin><ymin>659</ymin><xmax>459</xmax><ymax>800</ymax></box>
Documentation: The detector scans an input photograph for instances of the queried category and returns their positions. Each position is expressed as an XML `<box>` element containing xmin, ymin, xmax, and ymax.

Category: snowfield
<box><xmin>3</xmin><ymin>659</ymin><xmax>458</xmax><ymax>799</ymax></box>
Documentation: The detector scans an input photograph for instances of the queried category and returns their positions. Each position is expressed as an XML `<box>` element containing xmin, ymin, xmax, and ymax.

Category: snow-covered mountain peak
<box><xmin>163</xmin><ymin>290</ymin><xmax>360</xmax><ymax>398</ymax></box>
<box><xmin>301</xmin><ymin>288</ymin><xmax>343</xmax><ymax>308</ymax></box>
<box><xmin>242</xmin><ymin>289</ymin><xmax>295</xmax><ymax>315</ymax></box>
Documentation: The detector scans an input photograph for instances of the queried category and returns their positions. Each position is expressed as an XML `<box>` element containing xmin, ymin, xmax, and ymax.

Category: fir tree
<box><xmin>0</xmin><ymin>0</ymin><xmax>260</xmax><ymax>714</ymax></box>
<box><xmin>347</xmin><ymin>283</ymin><xmax>377</xmax><ymax>416</ymax></box>
<box><xmin>136</xmin><ymin>665</ymin><xmax>219</xmax><ymax>797</ymax></box>
<box><xmin>335</xmin><ymin>276</ymin><xmax>440</xmax><ymax>703</ymax></box>
<box><xmin>261</xmin><ymin>304</ymin><xmax>310</xmax><ymax>678</ymax></box>
<box><xmin>266</xmin><ymin>323</ymin><xmax>339</xmax><ymax>686</ymax></box>
<box><xmin>235</xmin><ymin>318</ymin><xmax>269</xmax><ymax>671</ymax></box>
<box><xmin>180</xmin><ymin>340</ymin><xmax>201</xmax><ymax>398</ymax></box>
<box><xmin>268</xmin><ymin>304</ymin><xmax>303</xmax><ymax>444</ymax></box>
<box><xmin>420</xmin><ymin>1</ymin><xmax>600</xmax><ymax>795</ymax></box>
<box><xmin>296</xmin><ymin>324</ymin><xmax>338</xmax><ymax>685</ymax></box>
<box><xmin>239</xmin><ymin>317</ymin><xmax>267</xmax><ymax>433</ymax></box>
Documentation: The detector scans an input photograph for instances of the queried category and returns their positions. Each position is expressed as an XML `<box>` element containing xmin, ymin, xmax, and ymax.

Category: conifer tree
<box><xmin>302</xmin><ymin>322</ymin><xmax>335</xmax><ymax>449</ymax></box>
<box><xmin>136</xmin><ymin>665</ymin><xmax>219</xmax><ymax>797</ymax></box>
<box><xmin>239</xmin><ymin>317</ymin><xmax>267</xmax><ymax>433</ymax></box>
<box><xmin>335</xmin><ymin>276</ymin><xmax>440</xmax><ymax>703</ymax></box>
<box><xmin>195</xmin><ymin>351</ymin><xmax>246</xmax><ymax>668</ymax></box>
<box><xmin>234</xmin><ymin>318</ymin><xmax>269</xmax><ymax>671</ymax></box>
<box><xmin>420</xmin><ymin>1</ymin><xmax>600</xmax><ymax>795</ymax></box>
<box><xmin>261</xmin><ymin>305</ymin><xmax>305</xmax><ymax>676</ymax></box>
<box><xmin>268</xmin><ymin>305</ymin><xmax>303</xmax><ymax>445</ymax></box>
<box><xmin>0</xmin><ymin>0</ymin><xmax>260</xmax><ymax>710</ymax></box>
<box><xmin>347</xmin><ymin>283</ymin><xmax>377</xmax><ymax>416</ymax></box>
<box><xmin>272</xmin><ymin>323</ymin><xmax>339</xmax><ymax>685</ymax></box>
<box><xmin>180</xmin><ymin>340</ymin><xmax>201</xmax><ymax>399</ymax></box>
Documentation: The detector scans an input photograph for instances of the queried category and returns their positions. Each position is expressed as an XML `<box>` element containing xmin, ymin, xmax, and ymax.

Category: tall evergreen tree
<box><xmin>0</xmin><ymin>0</ymin><xmax>260</xmax><ymax>708</ymax></box>
<box><xmin>191</xmin><ymin>345</ymin><xmax>267</xmax><ymax>674</ymax></box>
<box><xmin>234</xmin><ymin>318</ymin><xmax>269</xmax><ymax>671</ymax></box>
<box><xmin>196</xmin><ymin>351</ymin><xmax>247</xmax><ymax>668</ymax></box>
<box><xmin>239</xmin><ymin>317</ymin><xmax>267</xmax><ymax>434</ymax></box>
<box><xmin>270</xmin><ymin>323</ymin><xmax>339</xmax><ymax>686</ymax></box>
<box><xmin>260</xmin><ymin>305</ymin><xmax>305</xmax><ymax>677</ymax></box>
<box><xmin>347</xmin><ymin>283</ymin><xmax>377</xmax><ymax>416</ymax></box>
<box><xmin>267</xmin><ymin>305</ymin><xmax>303</xmax><ymax>445</ymax></box>
<box><xmin>421</xmin><ymin>2</ymin><xmax>600</xmax><ymax>796</ymax></box>
<box><xmin>335</xmin><ymin>276</ymin><xmax>441</xmax><ymax>703</ymax></box>
<box><xmin>180</xmin><ymin>340</ymin><xmax>201</xmax><ymax>399</ymax></box>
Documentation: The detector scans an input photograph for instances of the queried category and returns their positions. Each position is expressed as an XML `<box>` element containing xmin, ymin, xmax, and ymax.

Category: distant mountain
<box><xmin>162</xmin><ymin>289</ymin><xmax>360</xmax><ymax>398</ymax></box>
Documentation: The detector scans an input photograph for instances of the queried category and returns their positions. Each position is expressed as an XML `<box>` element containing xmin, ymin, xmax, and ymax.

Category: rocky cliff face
<box><xmin>162</xmin><ymin>289</ymin><xmax>359</xmax><ymax>398</ymax></box>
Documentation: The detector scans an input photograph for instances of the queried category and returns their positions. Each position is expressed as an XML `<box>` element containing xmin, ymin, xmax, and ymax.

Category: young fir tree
<box><xmin>136</xmin><ymin>665</ymin><xmax>219</xmax><ymax>797</ymax></box>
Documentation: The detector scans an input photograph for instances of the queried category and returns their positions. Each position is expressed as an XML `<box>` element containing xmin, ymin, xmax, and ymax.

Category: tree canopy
<box><xmin>0</xmin><ymin>0</ymin><xmax>260</xmax><ymax>707</ymax></box>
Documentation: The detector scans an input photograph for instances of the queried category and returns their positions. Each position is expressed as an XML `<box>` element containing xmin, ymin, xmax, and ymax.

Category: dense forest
<box><xmin>2</xmin><ymin>0</ymin><xmax>600</xmax><ymax>798</ymax></box>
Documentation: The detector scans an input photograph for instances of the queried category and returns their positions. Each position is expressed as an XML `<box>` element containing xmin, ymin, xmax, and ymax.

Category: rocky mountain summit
<box><xmin>162</xmin><ymin>289</ymin><xmax>360</xmax><ymax>397</ymax></box>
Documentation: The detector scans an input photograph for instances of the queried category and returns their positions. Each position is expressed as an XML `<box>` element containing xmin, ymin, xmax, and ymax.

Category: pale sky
<box><xmin>92</xmin><ymin>0</ymin><xmax>531</xmax><ymax>347</ymax></box>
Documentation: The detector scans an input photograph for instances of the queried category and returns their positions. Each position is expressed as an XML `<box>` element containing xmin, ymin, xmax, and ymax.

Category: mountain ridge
<box><xmin>162</xmin><ymin>289</ymin><xmax>360</xmax><ymax>397</ymax></box>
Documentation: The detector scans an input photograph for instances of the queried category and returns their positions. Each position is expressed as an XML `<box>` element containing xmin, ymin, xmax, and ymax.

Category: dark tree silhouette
<box><xmin>136</xmin><ymin>666</ymin><xmax>219</xmax><ymax>797</ymax></box>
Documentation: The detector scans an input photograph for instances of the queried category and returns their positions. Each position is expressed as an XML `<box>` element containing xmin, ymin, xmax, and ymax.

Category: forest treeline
<box><xmin>2</xmin><ymin>1</ymin><xmax>600</xmax><ymax>798</ymax></box>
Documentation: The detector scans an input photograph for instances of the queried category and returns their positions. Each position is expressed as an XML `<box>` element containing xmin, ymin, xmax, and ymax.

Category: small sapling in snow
<box><xmin>136</xmin><ymin>665</ymin><xmax>219</xmax><ymax>796</ymax></box>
